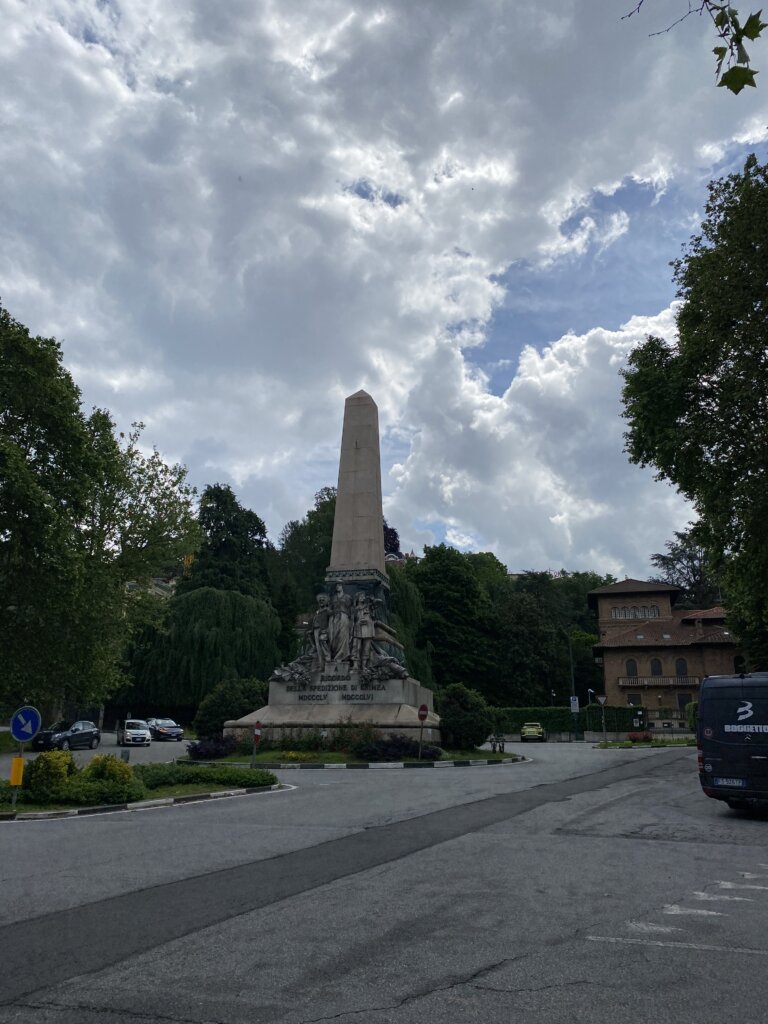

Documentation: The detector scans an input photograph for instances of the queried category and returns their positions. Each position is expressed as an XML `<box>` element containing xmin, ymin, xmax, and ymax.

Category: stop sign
<box><xmin>418</xmin><ymin>704</ymin><xmax>428</xmax><ymax>722</ymax></box>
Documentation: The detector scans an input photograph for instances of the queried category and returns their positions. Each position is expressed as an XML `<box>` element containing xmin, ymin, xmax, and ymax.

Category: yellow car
<box><xmin>520</xmin><ymin>722</ymin><xmax>547</xmax><ymax>742</ymax></box>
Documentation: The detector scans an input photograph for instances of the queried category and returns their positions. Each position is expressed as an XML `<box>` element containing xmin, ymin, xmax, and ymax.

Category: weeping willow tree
<box><xmin>130</xmin><ymin>587</ymin><xmax>281</xmax><ymax>706</ymax></box>
<box><xmin>386</xmin><ymin>564</ymin><xmax>432</xmax><ymax>686</ymax></box>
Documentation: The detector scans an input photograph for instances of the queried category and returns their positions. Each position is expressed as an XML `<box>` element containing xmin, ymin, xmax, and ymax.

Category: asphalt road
<box><xmin>1</xmin><ymin>743</ymin><xmax>767</xmax><ymax>1024</ymax></box>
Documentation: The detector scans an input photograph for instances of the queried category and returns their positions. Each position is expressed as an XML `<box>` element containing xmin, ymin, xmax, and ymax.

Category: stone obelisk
<box><xmin>326</xmin><ymin>390</ymin><xmax>387</xmax><ymax>583</ymax></box>
<box><xmin>225</xmin><ymin>389</ymin><xmax>440</xmax><ymax>742</ymax></box>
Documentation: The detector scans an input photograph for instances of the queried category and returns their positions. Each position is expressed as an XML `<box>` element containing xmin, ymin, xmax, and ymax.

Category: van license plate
<box><xmin>714</xmin><ymin>777</ymin><xmax>747</xmax><ymax>787</ymax></box>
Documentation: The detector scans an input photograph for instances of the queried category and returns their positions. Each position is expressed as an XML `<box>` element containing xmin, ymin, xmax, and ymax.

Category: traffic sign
<box><xmin>597</xmin><ymin>695</ymin><xmax>607</xmax><ymax>706</ymax></box>
<box><xmin>10</xmin><ymin>706</ymin><xmax>41</xmax><ymax>743</ymax></box>
<box><xmin>569</xmin><ymin>696</ymin><xmax>579</xmax><ymax>713</ymax></box>
<box><xmin>418</xmin><ymin>704</ymin><xmax>428</xmax><ymax>722</ymax></box>
<box><xmin>253</xmin><ymin>721</ymin><xmax>262</xmax><ymax>742</ymax></box>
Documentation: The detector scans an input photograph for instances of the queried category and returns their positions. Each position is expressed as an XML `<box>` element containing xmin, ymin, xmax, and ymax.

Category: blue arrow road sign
<box><xmin>10</xmin><ymin>706</ymin><xmax>42</xmax><ymax>743</ymax></box>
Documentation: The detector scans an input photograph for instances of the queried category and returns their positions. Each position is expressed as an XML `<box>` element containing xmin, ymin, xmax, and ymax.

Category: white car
<box><xmin>116</xmin><ymin>719</ymin><xmax>152</xmax><ymax>746</ymax></box>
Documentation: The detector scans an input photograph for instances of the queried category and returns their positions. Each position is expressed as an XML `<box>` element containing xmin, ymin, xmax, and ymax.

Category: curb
<box><xmin>190</xmin><ymin>756</ymin><xmax>524</xmax><ymax>770</ymax></box>
<box><xmin>1</xmin><ymin>783</ymin><xmax>282</xmax><ymax>822</ymax></box>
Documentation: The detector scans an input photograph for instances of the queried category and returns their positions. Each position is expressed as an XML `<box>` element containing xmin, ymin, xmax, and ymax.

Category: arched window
<box><xmin>675</xmin><ymin>658</ymin><xmax>688</xmax><ymax>678</ymax></box>
<box><xmin>620</xmin><ymin>607</ymin><xmax>629</xmax><ymax>619</ymax></box>
<box><xmin>611</xmin><ymin>607</ymin><xmax>620</xmax><ymax>619</ymax></box>
<box><xmin>641</xmin><ymin>606</ymin><xmax>649</xmax><ymax>618</ymax></box>
<box><xmin>650</xmin><ymin>605</ymin><xmax>660</xmax><ymax>618</ymax></box>
<box><xmin>626</xmin><ymin>658</ymin><xmax>638</xmax><ymax>677</ymax></box>
<box><xmin>630</xmin><ymin>606</ymin><xmax>640</xmax><ymax>618</ymax></box>
<box><xmin>650</xmin><ymin>658</ymin><xmax>663</xmax><ymax>676</ymax></box>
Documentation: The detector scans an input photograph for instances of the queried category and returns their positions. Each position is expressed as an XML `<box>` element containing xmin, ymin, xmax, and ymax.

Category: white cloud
<box><xmin>2</xmin><ymin>0</ymin><xmax>767</xmax><ymax>578</ymax></box>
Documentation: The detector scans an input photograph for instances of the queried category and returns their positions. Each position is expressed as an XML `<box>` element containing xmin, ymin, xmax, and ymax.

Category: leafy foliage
<box><xmin>437</xmin><ymin>683</ymin><xmax>493</xmax><ymax>749</ymax></box>
<box><xmin>177</xmin><ymin>484</ymin><xmax>268</xmax><ymax>599</ymax></box>
<box><xmin>131</xmin><ymin>588</ymin><xmax>279</xmax><ymax>707</ymax></box>
<box><xmin>22</xmin><ymin>751</ymin><xmax>77</xmax><ymax>803</ymax></box>
<box><xmin>625</xmin><ymin>2</ymin><xmax>766</xmax><ymax>92</ymax></box>
<box><xmin>649</xmin><ymin>526</ymin><xmax>723</xmax><ymax>608</ymax></box>
<box><xmin>0</xmin><ymin>304</ymin><xmax>198</xmax><ymax>711</ymax></box>
<box><xmin>192</xmin><ymin>678</ymin><xmax>269</xmax><ymax>738</ymax></box>
<box><xmin>622</xmin><ymin>155</ymin><xmax>768</xmax><ymax>665</ymax></box>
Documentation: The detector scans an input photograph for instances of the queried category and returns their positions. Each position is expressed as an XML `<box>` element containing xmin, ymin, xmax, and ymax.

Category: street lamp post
<box><xmin>587</xmin><ymin>688</ymin><xmax>595</xmax><ymax>730</ymax></box>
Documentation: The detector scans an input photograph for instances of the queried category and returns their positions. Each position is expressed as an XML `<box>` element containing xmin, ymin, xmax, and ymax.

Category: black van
<box><xmin>697</xmin><ymin>673</ymin><xmax>768</xmax><ymax>809</ymax></box>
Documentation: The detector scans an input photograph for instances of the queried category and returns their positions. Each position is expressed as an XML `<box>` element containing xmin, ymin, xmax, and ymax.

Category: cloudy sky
<box><xmin>3</xmin><ymin>1</ymin><xmax>767</xmax><ymax>577</ymax></box>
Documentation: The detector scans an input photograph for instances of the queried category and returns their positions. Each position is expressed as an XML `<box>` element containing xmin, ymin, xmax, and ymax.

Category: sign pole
<box><xmin>596</xmin><ymin>695</ymin><xmax>608</xmax><ymax>744</ymax></box>
<box><xmin>251</xmin><ymin>721</ymin><xmax>262</xmax><ymax>769</ymax></box>
<box><xmin>417</xmin><ymin>704</ymin><xmax>428</xmax><ymax>760</ymax></box>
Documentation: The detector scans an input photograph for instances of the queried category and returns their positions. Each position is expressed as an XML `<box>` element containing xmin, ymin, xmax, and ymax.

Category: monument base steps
<box><xmin>225</xmin><ymin>703</ymin><xmax>441</xmax><ymax>745</ymax></box>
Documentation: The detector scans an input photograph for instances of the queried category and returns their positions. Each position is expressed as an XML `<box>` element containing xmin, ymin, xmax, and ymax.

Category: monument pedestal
<box><xmin>226</xmin><ymin>669</ymin><xmax>440</xmax><ymax>743</ymax></box>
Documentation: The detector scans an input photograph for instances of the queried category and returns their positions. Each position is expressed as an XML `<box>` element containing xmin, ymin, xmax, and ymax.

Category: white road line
<box><xmin>663</xmin><ymin>905</ymin><xmax>723</xmax><ymax>916</ymax></box>
<box><xmin>628</xmin><ymin>921</ymin><xmax>680</xmax><ymax>933</ymax></box>
<box><xmin>587</xmin><ymin>937</ymin><xmax>768</xmax><ymax>956</ymax></box>
<box><xmin>692</xmin><ymin>892</ymin><xmax>753</xmax><ymax>902</ymax></box>
<box><xmin>740</xmin><ymin>872</ymin><xmax>768</xmax><ymax>879</ymax></box>
<box><xmin>717</xmin><ymin>881</ymin><xmax>768</xmax><ymax>891</ymax></box>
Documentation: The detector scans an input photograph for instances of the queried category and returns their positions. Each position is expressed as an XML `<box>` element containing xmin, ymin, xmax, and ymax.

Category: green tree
<box><xmin>177</xmin><ymin>483</ymin><xmax>268</xmax><ymax>599</ymax></box>
<box><xmin>193</xmin><ymin>678</ymin><xmax>269</xmax><ymax>738</ymax></box>
<box><xmin>276</xmin><ymin>487</ymin><xmax>337</xmax><ymax>611</ymax></box>
<box><xmin>437</xmin><ymin>683</ymin><xmax>493</xmax><ymax>750</ymax></box>
<box><xmin>650</xmin><ymin>526</ymin><xmax>723</xmax><ymax>608</ymax></box>
<box><xmin>0</xmin><ymin>305</ymin><xmax>198</xmax><ymax>710</ymax></box>
<box><xmin>622</xmin><ymin>155</ymin><xmax>768</xmax><ymax>664</ymax></box>
<box><xmin>409</xmin><ymin>544</ymin><xmax>496</xmax><ymax>692</ymax></box>
<box><xmin>626</xmin><ymin>2</ymin><xmax>767</xmax><ymax>92</ymax></box>
<box><xmin>386</xmin><ymin>563</ymin><xmax>433</xmax><ymax>685</ymax></box>
<box><xmin>130</xmin><ymin>587</ymin><xmax>281</xmax><ymax>707</ymax></box>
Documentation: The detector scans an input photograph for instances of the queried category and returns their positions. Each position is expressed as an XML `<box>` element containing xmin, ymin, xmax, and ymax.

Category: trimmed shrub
<box><xmin>627</xmin><ymin>732</ymin><xmax>652</xmax><ymax>743</ymax></box>
<box><xmin>134</xmin><ymin>762</ymin><xmax>276</xmax><ymax>789</ymax></box>
<box><xmin>136</xmin><ymin>765</ymin><xmax>280</xmax><ymax>786</ymax></box>
<box><xmin>23</xmin><ymin>751</ymin><xmax>77</xmax><ymax>803</ymax></box>
<box><xmin>193</xmin><ymin>678</ymin><xmax>268</xmax><ymax>739</ymax></box>
<box><xmin>187</xmin><ymin>735</ymin><xmax>238</xmax><ymax>760</ymax></box>
<box><xmin>64</xmin><ymin>775</ymin><xmax>146</xmax><ymax>805</ymax></box>
<box><xmin>0</xmin><ymin>780</ymin><xmax>13</xmax><ymax>805</ymax></box>
<box><xmin>351</xmin><ymin>733</ymin><xmax>442</xmax><ymax>762</ymax></box>
<box><xmin>61</xmin><ymin>755</ymin><xmax>147</xmax><ymax>804</ymax></box>
<box><xmin>439</xmin><ymin>683</ymin><xmax>493</xmax><ymax>750</ymax></box>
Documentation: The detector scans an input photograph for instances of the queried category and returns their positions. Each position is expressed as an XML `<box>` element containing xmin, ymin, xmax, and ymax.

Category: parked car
<box><xmin>520</xmin><ymin>722</ymin><xmax>547</xmax><ymax>742</ymax></box>
<box><xmin>32</xmin><ymin>720</ymin><xmax>101</xmax><ymax>751</ymax></box>
<box><xmin>116</xmin><ymin>720</ymin><xmax>152</xmax><ymax>746</ymax></box>
<box><xmin>146</xmin><ymin>718</ymin><xmax>184</xmax><ymax>741</ymax></box>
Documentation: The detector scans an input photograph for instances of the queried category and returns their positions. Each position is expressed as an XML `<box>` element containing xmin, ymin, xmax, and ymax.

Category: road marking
<box><xmin>740</xmin><ymin>872</ymin><xmax>768</xmax><ymax>879</ymax></box>
<box><xmin>663</xmin><ymin>905</ymin><xmax>723</xmax><ymax>916</ymax></box>
<box><xmin>628</xmin><ymin>921</ymin><xmax>680</xmax><ymax>933</ymax></box>
<box><xmin>587</xmin><ymin>937</ymin><xmax>768</xmax><ymax>956</ymax></box>
<box><xmin>692</xmin><ymin>892</ymin><xmax>753</xmax><ymax>902</ymax></box>
<box><xmin>717</xmin><ymin>881</ymin><xmax>768</xmax><ymax>891</ymax></box>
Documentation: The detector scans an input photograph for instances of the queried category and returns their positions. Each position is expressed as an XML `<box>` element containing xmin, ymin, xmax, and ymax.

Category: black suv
<box><xmin>32</xmin><ymin>720</ymin><xmax>101</xmax><ymax>751</ymax></box>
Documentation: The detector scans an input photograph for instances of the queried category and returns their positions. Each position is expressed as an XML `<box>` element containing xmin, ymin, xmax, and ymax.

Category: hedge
<box><xmin>490</xmin><ymin>705</ymin><xmax>647</xmax><ymax>733</ymax></box>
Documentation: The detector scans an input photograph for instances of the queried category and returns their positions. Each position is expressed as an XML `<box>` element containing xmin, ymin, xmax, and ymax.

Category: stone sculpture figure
<box><xmin>328</xmin><ymin>582</ymin><xmax>352</xmax><ymax>662</ymax></box>
<box><xmin>351</xmin><ymin>590</ymin><xmax>376</xmax><ymax>669</ymax></box>
<box><xmin>311</xmin><ymin>593</ymin><xmax>331</xmax><ymax>668</ymax></box>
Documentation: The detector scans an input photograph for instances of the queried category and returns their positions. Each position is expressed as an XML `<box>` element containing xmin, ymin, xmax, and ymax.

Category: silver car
<box><xmin>116</xmin><ymin>719</ymin><xmax>152</xmax><ymax>746</ymax></box>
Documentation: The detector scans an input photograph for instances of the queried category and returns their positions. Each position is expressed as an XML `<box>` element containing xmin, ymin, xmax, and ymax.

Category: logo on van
<box><xmin>737</xmin><ymin>701</ymin><xmax>754</xmax><ymax>722</ymax></box>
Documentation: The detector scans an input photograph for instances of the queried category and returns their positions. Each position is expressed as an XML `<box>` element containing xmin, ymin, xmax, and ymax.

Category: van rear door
<box><xmin>699</xmin><ymin>683</ymin><xmax>768</xmax><ymax>794</ymax></box>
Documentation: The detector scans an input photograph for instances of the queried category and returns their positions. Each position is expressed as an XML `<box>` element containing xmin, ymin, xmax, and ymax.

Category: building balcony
<box><xmin>618</xmin><ymin>676</ymin><xmax>700</xmax><ymax>688</ymax></box>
